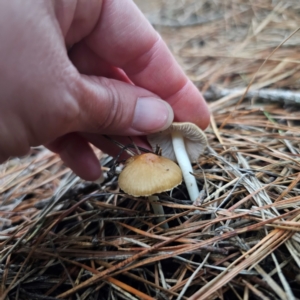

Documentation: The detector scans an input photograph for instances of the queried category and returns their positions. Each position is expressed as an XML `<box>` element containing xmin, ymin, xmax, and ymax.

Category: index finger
<box><xmin>85</xmin><ymin>0</ymin><xmax>210</xmax><ymax>129</ymax></box>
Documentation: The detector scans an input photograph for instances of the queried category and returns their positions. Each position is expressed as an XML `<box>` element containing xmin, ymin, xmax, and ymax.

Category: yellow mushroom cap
<box><xmin>118</xmin><ymin>153</ymin><xmax>182</xmax><ymax>197</ymax></box>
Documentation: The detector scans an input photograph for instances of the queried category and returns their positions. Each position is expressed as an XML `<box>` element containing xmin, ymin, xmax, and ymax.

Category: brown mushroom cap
<box><xmin>118</xmin><ymin>153</ymin><xmax>182</xmax><ymax>197</ymax></box>
<box><xmin>147</xmin><ymin>122</ymin><xmax>208</xmax><ymax>162</ymax></box>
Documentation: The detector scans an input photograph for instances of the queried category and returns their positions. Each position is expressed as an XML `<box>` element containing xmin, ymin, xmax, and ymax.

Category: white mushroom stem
<box><xmin>148</xmin><ymin>196</ymin><xmax>169</xmax><ymax>229</ymax></box>
<box><xmin>171</xmin><ymin>131</ymin><xmax>200</xmax><ymax>202</ymax></box>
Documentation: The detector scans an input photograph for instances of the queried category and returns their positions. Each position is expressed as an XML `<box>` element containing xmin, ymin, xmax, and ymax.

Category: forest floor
<box><xmin>1</xmin><ymin>1</ymin><xmax>300</xmax><ymax>299</ymax></box>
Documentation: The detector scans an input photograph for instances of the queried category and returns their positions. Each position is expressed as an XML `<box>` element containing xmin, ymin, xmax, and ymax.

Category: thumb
<box><xmin>73</xmin><ymin>75</ymin><xmax>174</xmax><ymax>136</ymax></box>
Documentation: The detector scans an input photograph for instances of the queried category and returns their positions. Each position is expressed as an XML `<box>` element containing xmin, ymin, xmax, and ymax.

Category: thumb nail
<box><xmin>131</xmin><ymin>97</ymin><xmax>174</xmax><ymax>133</ymax></box>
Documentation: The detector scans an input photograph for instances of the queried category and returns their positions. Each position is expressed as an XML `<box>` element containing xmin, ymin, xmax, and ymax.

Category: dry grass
<box><xmin>1</xmin><ymin>0</ymin><xmax>300</xmax><ymax>299</ymax></box>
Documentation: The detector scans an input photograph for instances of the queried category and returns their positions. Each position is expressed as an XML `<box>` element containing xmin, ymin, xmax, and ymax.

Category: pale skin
<box><xmin>0</xmin><ymin>0</ymin><xmax>210</xmax><ymax>181</ymax></box>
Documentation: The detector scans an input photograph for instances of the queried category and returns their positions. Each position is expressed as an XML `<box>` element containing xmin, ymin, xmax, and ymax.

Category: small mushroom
<box><xmin>147</xmin><ymin>122</ymin><xmax>207</xmax><ymax>202</ymax></box>
<box><xmin>118</xmin><ymin>153</ymin><xmax>182</xmax><ymax>228</ymax></box>
<box><xmin>118</xmin><ymin>153</ymin><xmax>182</xmax><ymax>197</ymax></box>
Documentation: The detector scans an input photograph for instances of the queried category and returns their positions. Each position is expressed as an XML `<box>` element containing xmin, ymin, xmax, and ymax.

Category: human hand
<box><xmin>0</xmin><ymin>0</ymin><xmax>210</xmax><ymax>181</ymax></box>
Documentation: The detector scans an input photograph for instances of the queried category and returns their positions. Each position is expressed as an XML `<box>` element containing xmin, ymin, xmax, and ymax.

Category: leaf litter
<box><xmin>1</xmin><ymin>0</ymin><xmax>300</xmax><ymax>299</ymax></box>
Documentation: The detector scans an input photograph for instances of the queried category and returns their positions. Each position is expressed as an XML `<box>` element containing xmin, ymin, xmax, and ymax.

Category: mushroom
<box><xmin>147</xmin><ymin>122</ymin><xmax>207</xmax><ymax>202</ymax></box>
<box><xmin>118</xmin><ymin>153</ymin><xmax>182</xmax><ymax>228</ymax></box>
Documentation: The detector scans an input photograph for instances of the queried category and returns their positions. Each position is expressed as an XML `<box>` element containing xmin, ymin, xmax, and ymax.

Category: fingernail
<box><xmin>132</xmin><ymin>97</ymin><xmax>174</xmax><ymax>132</ymax></box>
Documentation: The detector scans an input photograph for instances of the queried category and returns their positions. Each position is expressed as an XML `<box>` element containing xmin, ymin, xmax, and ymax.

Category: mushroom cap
<box><xmin>118</xmin><ymin>153</ymin><xmax>182</xmax><ymax>197</ymax></box>
<box><xmin>147</xmin><ymin>122</ymin><xmax>208</xmax><ymax>162</ymax></box>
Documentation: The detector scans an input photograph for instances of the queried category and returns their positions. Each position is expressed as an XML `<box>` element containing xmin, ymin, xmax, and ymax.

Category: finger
<box><xmin>82</xmin><ymin>133</ymin><xmax>151</xmax><ymax>160</ymax></box>
<box><xmin>47</xmin><ymin>133</ymin><xmax>102</xmax><ymax>181</ymax></box>
<box><xmin>84</xmin><ymin>0</ymin><xmax>210</xmax><ymax>129</ymax></box>
<box><xmin>69</xmin><ymin>43</ymin><xmax>131</xmax><ymax>83</ymax></box>
<box><xmin>47</xmin><ymin>132</ymin><xmax>151</xmax><ymax>181</ymax></box>
<box><xmin>72</xmin><ymin>75</ymin><xmax>174</xmax><ymax>136</ymax></box>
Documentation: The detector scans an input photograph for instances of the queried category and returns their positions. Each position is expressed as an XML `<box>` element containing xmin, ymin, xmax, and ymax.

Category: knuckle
<box><xmin>54</xmin><ymin>67</ymin><xmax>81</xmax><ymax>130</ymax></box>
<box><xmin>63</xmin><ymin>68</ymin><xmax>82</xmax><ymax>112</ymax></box>
<box><xmin>98</xmin><ymin>78</ymin><xmax>122</xmax><ymax>131</ymax></box>
<box><xmin>80</xmin><ymin>76</ymin><xmax>126</xmax><ymax>133</ymax></box>
<box><xmin>26</xmin><ymin>67</ymin><xmax>82</xmax><ymax>143</ymax></box>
